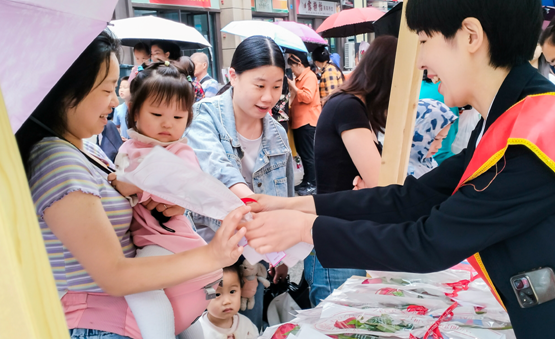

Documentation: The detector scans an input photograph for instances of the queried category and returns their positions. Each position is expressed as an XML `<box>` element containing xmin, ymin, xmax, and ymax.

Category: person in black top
<box><xmin>315</xmin><ymin>36</ymin><xmax>397</xmax><ymax>194</ymax></box>
<box><xmin>305</xmin><ymin>36</ymin><xmax>396</xmax><ymax>306</ymax></box>
<box><xmin>243</xmin><ymin>1</ymin><xmax>555</xmax><ymax>337</ymax></box>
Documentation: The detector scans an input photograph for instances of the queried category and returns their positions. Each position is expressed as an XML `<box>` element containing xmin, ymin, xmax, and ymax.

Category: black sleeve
<box><xmin>313</xmin><ymin>146</ymin><xmax>555</xmax><ymax>272</ymax></box>
<box><xmin>333</xmin><ymin>97</ymin><xmax>371</xmax><ymax>135</ymax></box>
<box><xmin>313</xmin><ymin>148</ymin><xmax>467</xmax><ymax>224</ymax></box>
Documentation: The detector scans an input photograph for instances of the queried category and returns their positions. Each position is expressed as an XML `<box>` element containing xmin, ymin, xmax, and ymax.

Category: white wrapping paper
<box><xmin>119</xmin><ymin>146</ymin><xmax>312</xmax><ymax>267</ymax></box>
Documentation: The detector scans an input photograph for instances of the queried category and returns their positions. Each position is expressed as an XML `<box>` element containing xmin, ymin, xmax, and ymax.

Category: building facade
<box><xmin>114</xmin><ymin>0</ymin><xmax>370</xmax><ymax>81</ymax></box>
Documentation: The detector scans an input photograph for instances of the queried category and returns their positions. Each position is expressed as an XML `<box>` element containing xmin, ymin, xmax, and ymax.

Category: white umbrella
<box><xmin>221</xmin><ymin>20</ymin><xmax>308</xmax><ymax>53</ymax></box>
<box><xmin>109</xmin><ymin>16</ymin><xmax>211</xmax><ymax>50</ymax></box>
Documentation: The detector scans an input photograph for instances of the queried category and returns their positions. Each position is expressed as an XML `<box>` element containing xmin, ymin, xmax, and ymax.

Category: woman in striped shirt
<box><xmin>16</xmin><ymin>30</ymin><xmax>247</xmax><ymax>339</ymax></box>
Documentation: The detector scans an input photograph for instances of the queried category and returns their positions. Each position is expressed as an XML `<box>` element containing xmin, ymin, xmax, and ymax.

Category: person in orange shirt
<box><xmin>287</xmin><ymin>52</ymin><xmax>322</xmax><ymax>195</ymax></box>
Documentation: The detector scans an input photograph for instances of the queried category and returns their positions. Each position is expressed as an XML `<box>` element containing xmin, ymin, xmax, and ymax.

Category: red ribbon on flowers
<box><xmin>444</xmin><ymin>274</ymin><xmax>479</xmax><ymax>298</ymax></box>
<box><xmin>409</xmin><ymin>302</ymin><xmax>459</xmax><ymax>339</ymax></box>
<box><xmin>241</xmin><ymin>198</ymin><xmax>258</xmax><ymax>205</ymax></box>
<box><xmin>406</xmin><ymin>305</ymin><xmax>429</xmax><ymax>315</ymax></box>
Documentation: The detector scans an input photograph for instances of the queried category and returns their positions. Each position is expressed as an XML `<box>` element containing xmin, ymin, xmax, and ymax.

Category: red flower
<box><xmin>334</xmin><ymin>317</ymin><xmax>357</xmax><ymax>329</ymax></box>
<box><xmin>271</xmin><ymin>323</ymin><xmax>299</xmax><ymax>339</ymax></box>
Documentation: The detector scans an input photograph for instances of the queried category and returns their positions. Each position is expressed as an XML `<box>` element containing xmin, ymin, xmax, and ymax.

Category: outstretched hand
<box><xmin>243</xmin><ymin>210</ymin><xmax>315</xmax><ymax>254</ymax></box>
<box><xmin>245</xmin><ymin>194</ymin><xmax>289</xmax><ymax>213</ymax></box>
<box><xmin>208</xmin><ymin>206</ymin><xmax>250</xmax><ymax>268</ymax></box>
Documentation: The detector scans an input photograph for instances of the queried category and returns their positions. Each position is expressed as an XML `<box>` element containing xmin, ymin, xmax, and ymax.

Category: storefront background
<box><xmin>131</xmin><ymin>0</ymin><xmax>221</xmax><ymax>80</ymax></box>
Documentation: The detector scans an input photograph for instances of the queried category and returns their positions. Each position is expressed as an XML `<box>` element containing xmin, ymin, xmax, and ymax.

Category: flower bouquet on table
<box><xmin>313</xmin><ymin>308</ymin><xmax>433</xmax><ymax>338</ymax></box>
<box><xmin>320</xmin><ymin>289</ymin><xmax>452</xmax><ymax>315</ymax></box>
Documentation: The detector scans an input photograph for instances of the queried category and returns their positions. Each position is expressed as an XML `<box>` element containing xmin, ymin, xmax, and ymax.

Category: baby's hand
<box><xmin>107</xmin><ymin>173</ymin><xmax>142</xmax><ymax>197</ymax></box>
<box><xmin>208</xmin><ymin>206</ymin><xmax>250</xmax><ymax>268</ymax></box>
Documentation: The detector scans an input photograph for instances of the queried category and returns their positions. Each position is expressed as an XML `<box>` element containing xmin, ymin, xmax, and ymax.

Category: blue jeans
<box><xmin>68</xmin><ymin>329</ymin><xmax>131</xmax><ymax>339</ymax></box>
<box><xmin>304</xmin><ymin>250</ymin><xmax>366</xmax><ymax>306</ymax></box>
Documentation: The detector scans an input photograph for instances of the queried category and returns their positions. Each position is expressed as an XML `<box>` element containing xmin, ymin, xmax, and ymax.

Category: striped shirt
<box><xmin>29</xmin><ymin>137</ymin><xmax>135</xmax><ymax>293</ymax></box>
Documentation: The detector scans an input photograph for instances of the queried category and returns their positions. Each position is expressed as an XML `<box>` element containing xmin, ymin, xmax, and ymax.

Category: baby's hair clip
<box><xmin>137</xmin><ymin>65</ymin><xmax>144</xmax><ymax>72</ymax></box>
<box><xmin>164</xmin><ymin>60</ymin><xmax>170</xmax><ymax>66</ymax></box>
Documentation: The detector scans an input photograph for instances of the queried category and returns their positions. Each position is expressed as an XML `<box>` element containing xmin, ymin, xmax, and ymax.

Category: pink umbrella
<box><xmin>316</xmin><ymin>6</ymin><xmax>385</xmax><ymax>38</ymax></box>
<box><xmin>0</xmin><ymin>0</ymin><xmax>118</xmax><ymax>132</ymax></box>
<box><xmin>274</xmin><ymin>21</ymin><xmax>327</xmax><ymax>52</ymax></box>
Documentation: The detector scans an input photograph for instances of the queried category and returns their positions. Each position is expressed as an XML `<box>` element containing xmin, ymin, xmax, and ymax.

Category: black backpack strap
<box><xmin>200</xmin><ymin>75</ymin><xmax>213</xmax><ymax>85</ymax></box>
<box><xmin>29</xmin><ymin>116</ymin><xmax>114</xmax><ymax>175</ymax></box>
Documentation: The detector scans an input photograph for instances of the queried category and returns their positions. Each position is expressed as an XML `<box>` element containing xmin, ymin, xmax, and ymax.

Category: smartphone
<box><xmin>285</xmin><ymin>68</ymin><xmax>293</xmax><ymax>80</ymax></box>
<box><xmin>510</xmin><ymin>267</ymin><xmax>555</xmax><ymax>308</ymax></box>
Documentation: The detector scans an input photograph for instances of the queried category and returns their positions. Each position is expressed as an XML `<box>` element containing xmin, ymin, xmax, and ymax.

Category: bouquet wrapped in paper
<box><xmin>119</xmin><ymin>146</ymin><xmax>312</xmax><ymax>267</ymax></box>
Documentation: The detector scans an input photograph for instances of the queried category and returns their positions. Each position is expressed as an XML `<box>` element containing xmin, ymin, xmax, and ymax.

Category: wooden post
<box><xmin>0</xmin><ymin>89</ymin><xmax>69</xmax><ymax>338</ymax></box>
<box><xmin>378</xmin><ymin>0</ymin><xmax>423</xmax><ymax>186</ymax></box>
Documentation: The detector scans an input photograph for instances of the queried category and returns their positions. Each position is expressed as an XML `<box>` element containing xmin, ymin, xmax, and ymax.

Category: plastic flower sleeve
<box><xmin>118</xmin><ymin>146</ymin><xmax>312</xmax><ymax>266</ymax></box>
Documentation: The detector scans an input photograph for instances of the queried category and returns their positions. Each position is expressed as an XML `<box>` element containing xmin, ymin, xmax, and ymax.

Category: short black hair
<box><xmin>151</xmin><ymin>40</ymin><xmax>181</xmax><ymax>61</ymax></box>
<box><xmin>223</xmin><ymin>262</ymin><xmax>244</xmax><ymax>288</ymax></box>
<box><xmin>312</xmin><ymin>46</ymin><xmax>330</xmax><ymax>63</ymax></box>
<box><xmin>120</xmin><ymin>76</ymin><xmax>129</xmax><ymax>82</ymax></box>
<box><xmin>133</xmin><ymin>42</ymin><xmax>150</xmax><ymax>55</ymax></box>
<box><xmin>287</xmin><ymin>51</ymin><xmax>310</xmax><ymax>68</ymax></box>
<box><xmin>406</xmin><ymin>0</ymin><xmax>543</xmax><ymax>69</ymax></box>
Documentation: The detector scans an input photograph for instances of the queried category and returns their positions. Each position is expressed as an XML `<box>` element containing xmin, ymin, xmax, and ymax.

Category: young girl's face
<box><xmin>135</xmin><ymin>96</ymin><xmax>189</xmax><ymax>142</ymax></box>
<box><xmin>207</xmin><ymin>270</ymin><xmax>242</xmax><ymax>324</ymax></box>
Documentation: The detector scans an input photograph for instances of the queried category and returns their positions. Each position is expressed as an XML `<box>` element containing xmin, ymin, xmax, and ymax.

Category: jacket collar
<box><xmin>295</xmin><ymin>67</ymin><xmax>311</xmax><ymax>83</ymax></box>
<box><xmin>217</xmin><ymin>88</ymin><xmax>290</xmax><ymax>156</ymax></box>
<box><xmin>465</xmin><ymin>63</ymin><xmax>555</xmax><ymax>163</ymax></box>
<box><xmin>484</xmin><ymin>63</ymin><xmax>540</xmax><ymax>133</ymax></box>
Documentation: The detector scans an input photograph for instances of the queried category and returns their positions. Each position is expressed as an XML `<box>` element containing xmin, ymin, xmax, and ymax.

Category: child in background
<box><xmin>114</xmin><ymin>60</ymin><xmax>225</xmax><ymax>339</ymax></box>
<box><xmin>113</xmin><ymin>76</ymin><xmax>130</xmax><ymax>139</ymax></box>
<box><xmin>199</xmin><ymin>264</ymin><xmax>259</xmax><ymax>339</ymax></box>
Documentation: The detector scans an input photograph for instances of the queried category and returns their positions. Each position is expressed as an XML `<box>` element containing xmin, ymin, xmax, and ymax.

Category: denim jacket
<box><xmin>186</xmin><ymin>88</ymin><xmax>295</xmax><ymax>231</ymax></box>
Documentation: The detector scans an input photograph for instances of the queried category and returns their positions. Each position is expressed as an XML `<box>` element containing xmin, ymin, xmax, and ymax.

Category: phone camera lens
<box><xmin>513</xmin><ymin>277</ymin><xmax>529</xmax><ymax>290</ymax></box>
<box><xmin>525</xmin><ymin>289</ymin><xmax>534</xmax><ymax>297</ymax></box>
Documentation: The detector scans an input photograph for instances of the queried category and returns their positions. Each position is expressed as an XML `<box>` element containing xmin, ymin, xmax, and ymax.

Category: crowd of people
<box><xmin>15</xmin><ymin>0</ymin><xmax>555</xmax><ymax>338</ymax></box>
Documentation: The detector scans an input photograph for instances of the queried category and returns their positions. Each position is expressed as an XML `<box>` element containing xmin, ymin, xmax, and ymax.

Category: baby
<box><xmin>199</xmin><ymin>264</ymin><xmax>259</xmax><ymax>339</ymax></box>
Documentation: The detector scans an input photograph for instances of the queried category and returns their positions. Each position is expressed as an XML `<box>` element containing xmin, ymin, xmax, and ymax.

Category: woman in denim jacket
<box><xmin>186</xmin><ymin>36</ymin><xmax>294</xmax><ymax>331</ymax></box>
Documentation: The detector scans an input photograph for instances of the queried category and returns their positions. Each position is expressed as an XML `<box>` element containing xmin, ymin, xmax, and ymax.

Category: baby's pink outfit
<box><xmin>62</xmin><ymin>130</ymin><xmax>222</xmax><ymax>338</ymax></box>
<box><xmin>119</xmin><ymin>131</ymin><xmax>207</xmax><ymax>254</ymax></box>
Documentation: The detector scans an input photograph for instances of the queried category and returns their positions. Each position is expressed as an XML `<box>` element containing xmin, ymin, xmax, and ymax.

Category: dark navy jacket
<box><xmin>312</xmin><ymin>63</ymin><xmax>555</xmax><ymax>338</ymax></box>
<box><xmin>99</xmin><ymin>120</ymin><xmax>123</xmax><ymax>163</ymax></box>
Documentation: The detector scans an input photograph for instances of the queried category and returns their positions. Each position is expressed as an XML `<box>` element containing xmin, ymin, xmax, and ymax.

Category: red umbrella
<box><xmin>316</xmin><ymin>7</ymin><xmax>385</xmax><ymax>38</ymax></box>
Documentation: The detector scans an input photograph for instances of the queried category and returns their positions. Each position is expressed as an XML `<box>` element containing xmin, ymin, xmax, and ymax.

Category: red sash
<box><xmin>452</xmin><ymin>93</ymin><xmax>555</xmax><ymax>308</ymax></box>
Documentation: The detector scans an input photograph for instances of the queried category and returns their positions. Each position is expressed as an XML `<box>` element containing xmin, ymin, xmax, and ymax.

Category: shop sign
<box><xmin>255</xmin><ymin>0</ymin><xmax>273</xmax><ymax>12</ymax></box>
<box><xmin>341</xmin><ymin>0</ymin><xmax>354</xmax><ymax>7</ymax></box>
<box><xmin>297</xmin><ymin>0</ymin><xmax>337</xmax><ymax>16</ymax></box>
<box><xmin>252</xmin><ymin>0</ymin><xmax>289</xmax><ymax>13</ymax></box>
<box><xmin>138</xmin><ymin>0</ymin><xmax>212</xmax><ymax>8</ymax></box>
<box><xmin>370</xmin><ymin>1</ymin><xmax>388</xmax><ymax>12</ymax></box>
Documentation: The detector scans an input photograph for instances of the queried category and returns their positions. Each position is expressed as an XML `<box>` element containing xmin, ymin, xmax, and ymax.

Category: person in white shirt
<box><xmin>199</xmin><ymin>264</ymin><xmax>258</xmax><ymax>339</ymax></box>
